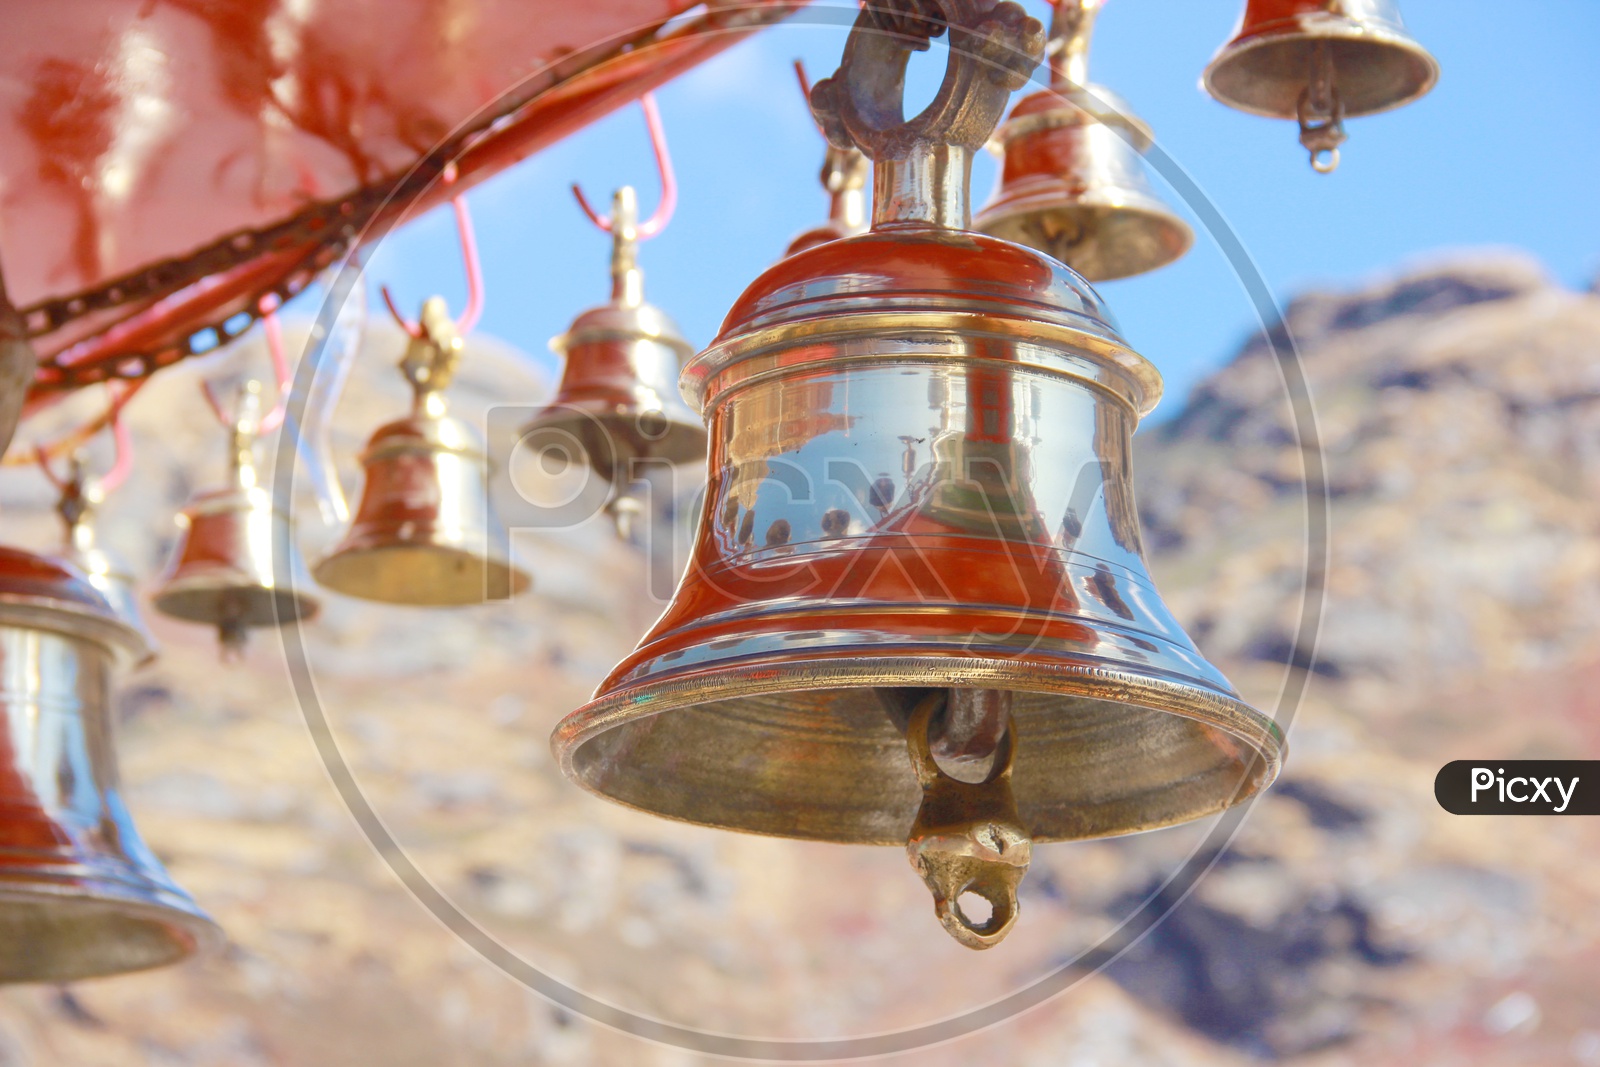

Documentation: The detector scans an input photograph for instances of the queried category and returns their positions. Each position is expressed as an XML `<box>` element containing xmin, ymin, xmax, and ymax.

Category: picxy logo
<box><xmin>1435</xmin><ymin>760</ymin><xmax>1598</xmax><ymax>815</ymax></box>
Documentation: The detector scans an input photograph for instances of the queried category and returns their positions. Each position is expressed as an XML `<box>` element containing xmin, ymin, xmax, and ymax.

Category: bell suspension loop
<box><xmin>1046</xmin><ymin>0</ymin><xmax>1103</xmax><ymax>92</ymax></box>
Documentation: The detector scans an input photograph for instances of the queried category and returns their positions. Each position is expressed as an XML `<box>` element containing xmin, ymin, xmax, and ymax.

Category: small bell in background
<box><xmin>783</xmin><ymin>60</ymin><xmax>869</xmax><ymax>257</ymax></box>
<box><xmin>554</xmin><ymin>0</ymin><xmax>1282</xmax><ymax>952</ymax></box>
<box><xmin>525</xmin><ymin>99</ymin><xmax>706</xmax><ymax>542</ymax></box>
<box><xmin>313</xmin><ymin>297</ymin><xmax>531</xmax><ymax>604</ymax></box>
<box><xmin>1202</xmin><ymin>0</ymin><xmax>1439</xmax><ymax>172</ymax></box>
<box><xmin>154</xmin><ymin>380</ymin><xmax>320</xmax><ymax>655</ymax></box>
<box><xmin>47</xmin><ymin>441</ymin><xmax>157</xmax><ymax>665</ymax></box>
<box><xmin>0</xmin><ymin>545</ymin><xmax>221</xmax><ymax>981</ymax></box>
<box><xmin>975</xmin><ymin>0</ymin><xmax>1192</xmax><ymax>281</ymax></box>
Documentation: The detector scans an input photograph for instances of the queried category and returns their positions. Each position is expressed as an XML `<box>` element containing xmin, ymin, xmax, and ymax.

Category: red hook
<box><xmin>380</xmin><ymin>165</ymin><xmax>485</xmax><ymax>337</ymax></box>
<box><xmin>571</xmin><ymin>93</ymin><xmax>678</xmax><ymax>240</ymax></box>
<box><xmin>201</xmin><ymin>294</ymin><xmax>292</xmax><ymax>434</ymax></box>
<box><xmin>35</xmin><ymin>381</ymin><xmax>137</xmax><ymax>495</ymax></box>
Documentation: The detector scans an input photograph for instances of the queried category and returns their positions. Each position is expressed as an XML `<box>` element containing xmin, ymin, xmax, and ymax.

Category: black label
<box><xmin>1435</xmin><ymin>761</ymin><xmax>1600</xmax><ymax>815</ymax></box>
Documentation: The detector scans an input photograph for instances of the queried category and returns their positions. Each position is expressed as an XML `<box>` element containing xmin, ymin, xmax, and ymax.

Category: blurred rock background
<box><xmin>0</xmin><ymin>249</ymin><xmax>1595</xmax><ymax>1065</ymax></box>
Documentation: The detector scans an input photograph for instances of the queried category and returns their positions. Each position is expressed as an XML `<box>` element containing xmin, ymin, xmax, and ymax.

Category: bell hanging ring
<box><xmin>555</xmin><ymin>0</ymin><xmax>1283</xmax><ymax>951</ymax></box>
<box><xmin>154</xmin><ymin>381</ymin><xmax>320</xmax><ymax>655</ymax></box>
<box><xmin>525</xmin><ymin>187</ymin><xmax>706</xmax><ymax>540</ymax></box>
<box><xmin>0</xmin><ymin>546</ymin><xmax>221</xmax><ymax>981</ymax></box>
<box><xmin>1202</xmin><ymin>0</ymin><xmax>1439</xmax><ymax>172</ymax></box>
<box><xmin>51</xmin><ymin>454</ymin><xmax>158</xmax><ymax>664</ymax></box>
<box><xmin>975</xmin><ymin>0</ymin><xmax>1193</xmax><ymax>281</ymax></box>
<box><xmin>313</xmin><ymin>297</ymin><xmax>531</xmax><ymax>604</ymax></box>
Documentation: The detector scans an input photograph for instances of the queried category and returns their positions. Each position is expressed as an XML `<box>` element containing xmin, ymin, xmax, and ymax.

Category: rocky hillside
<box><xmin>0</xmin><ymin>252</ymin><xmax>1595</xmax><ymax>1066</ymax></box>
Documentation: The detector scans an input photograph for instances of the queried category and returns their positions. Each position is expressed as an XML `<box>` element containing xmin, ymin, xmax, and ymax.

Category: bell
<box><xmin>0</xmin><ymin>545</ymin><xmax>221</xmax><ymax>981</ymax></box>
<box><xmin>784</xmin><ymin>142</ymin><xmax>869</xmax><ymax>257</ymax></box>
<box><xmin>154</xmin><ymin>381</ymin><xmax>320</xmax><ymax>654</ymax></box>
<box><xmin>314</xmin><ymin>297</ymin><xmax>531</xmax><ymax>604</ymax></box>
<box><xmin>554</xmin><ymin>0</ymin><xmax>1283</xmax><ymax>950</ymax></box>
<box><xmin>52</xmin><ymin>456</ymin><xmax>157</xmax><ymax>664</ymax></box>
<box><xmin>1202</xmin><ymin>0</ymin><xmax>1439</xmax><ymax>172</ymax></box>
<box><xmin>525</xmin><ymin>187</ymin><xmax>706</xmax><ymax>538</ymax></box>
<box><xmin>975</xmin><ymin>0</ymin><xmax>1192</xmax><ymax>281</ymax></box>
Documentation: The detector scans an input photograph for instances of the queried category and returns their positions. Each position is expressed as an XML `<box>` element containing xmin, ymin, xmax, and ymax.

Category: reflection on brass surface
<box><xmin>0</xmin><ymin>547</ymin><xmax>220</xmax><ymax>982</ymax></box>
<box><xmin>314</xmin><ymin>297</ymin><xmax>530</xmax><ymax>605</ymax></box>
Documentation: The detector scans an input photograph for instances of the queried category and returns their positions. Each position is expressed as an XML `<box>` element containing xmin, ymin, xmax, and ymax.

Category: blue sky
<box><xmin>363</xmin><ymin>0</ymin><xmax>1600</xmax><ymax>418</ymax></box>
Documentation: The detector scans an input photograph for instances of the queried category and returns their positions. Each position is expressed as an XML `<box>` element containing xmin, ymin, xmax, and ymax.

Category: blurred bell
<box><xmin>976</xmin><ymin>0</ymin><xmax>1192</xmax><ymax>280</ymax></box>
<box><xmin>1202</xmin><ymin>0</ymin><xmax>1439</xmax><ymax>172</ymax></box>
<box><xmin>314</xmin><ymin>297</ymin><xmax>530</xmax><ymax>604</ymax></box>
<box><xmin>525</xmin><ymin>187</ymin><xmax>706</xmax><ymax>539</ymax></box>
<box><xmin>153</xmin><ymin>381</ymin><xmax>319</xmax><ymax>655</ymax></box>
<box><xmin>555</xmin><ymin>1</ymin><xmax>1282</xmax><ymax>952</ymax></box>
<box><xmin>0</xmin><ymin>546</ymin><xmax>220</xmax><ymax>981</ymax></box>
<box><xmin>785</xmin><ymin>145</ymin><xmax>869</xmax><ymax>257</ymax></box>
<box><xmin>51</xmin><ymin>456</ymin><xmax>157</xmax><ymax>664</ymax></box>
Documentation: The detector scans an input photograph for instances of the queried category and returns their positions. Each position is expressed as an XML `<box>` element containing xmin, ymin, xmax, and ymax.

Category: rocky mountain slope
<box><xmin>0</xmin><ymin>251</ymin><xmax>1595</xmax><ymax>1066</ymax></box>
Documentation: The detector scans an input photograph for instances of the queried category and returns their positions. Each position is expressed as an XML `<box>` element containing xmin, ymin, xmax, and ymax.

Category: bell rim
<box><xmin>522</xmin><ymin>400</ymin><xmax>709</xmax><ymax>466</ymax></box>
<box><xmin>974</xmin><ymin>196</ymin><xmax>1196</xmax><ymax>283</ymax></box>
<box><xmin>1201</xmin><ymin>16</ymin><xmax>1440</xmax><ymax>119</ymax></box>
<box><xmin>553</xmin><ymin>653</ymin><xmax>1285</xmax><ymax>845</ymax></box>
<box><xmin>0</xmin><ymin>590</ymin><xmax>150</xmax><ymax>665</ymax></box>
<box><xmin>0</xmin><ymin>878</ymin><xmax>223</xmax><ymax>982</ymax></box>
<box><xmin>311</xmin><ymin>542</ymin><xmax>532</xmax><ymax>606</ymax></box>
<box><xmin>150</xmin><ymin>577</ymin><xmax>321</xmax><ymax>626</ymax></box>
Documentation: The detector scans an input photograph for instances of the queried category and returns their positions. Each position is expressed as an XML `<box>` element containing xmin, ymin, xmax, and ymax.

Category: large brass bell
<box><xmin>51</xmin><ymin>455</ymin><xmax>157</xmax><ymax>664</ymax></box>
<box><xmin>314</xmin><ymin>297</ymin><xmax>530</xmax><ymax>604</ymax></box>
<box><xmin>154</xmin><ymin>382</ymin><xmax>320</xmax><ymax>654</ymax></box>
<box><xmin>525</xmin><ymin>187</ymin><xmax>706</xmax><ymax>539</ymax></box>
<box><xmin>975</xmin><ymin>0</ymin><xmax>1192</xmax><ymax>281</ymax></box>
<box><xmin>554</xmin><ymin>0</ymin><xmax>1283</xmax><ymax>951</ymax></box>
<box><xmin>1202</xmin><ymin>0</ymin><xmax>1439</xmax><ymax>172</ymax></box>
<box><xmin>0</xmin><ymin>545</ymin><xmax>221</xmax><ymax>981</ymax></box>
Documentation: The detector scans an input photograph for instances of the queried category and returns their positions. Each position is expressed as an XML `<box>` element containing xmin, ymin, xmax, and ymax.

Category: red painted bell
<box><xmin>154</xmin><ymin>382</ymin><xmax>320</xmax><ymax>653</ymax></box>
<box><xmin>525</xmin><ymin>187</ymin><xmax>706</xmax><ymax>538</ymax></box>
<box><xmin>1202</xmin><ymin>0</ymin><xmax>1439</xmax><ymax>171</ymax></box>
<box><xmin>975</xmin><ymin>0</ymin><xmax>1192</xmax><ymax>281</ymax></box>
<box><xmin>555</xmin><ymin>0</ymin><xmax>1282</xmax><ymax>951</ymax></box>
<box><xmin>0</xmin><ymin>546</ymin><xmax>220</xmax><ymax>981</ymax></box>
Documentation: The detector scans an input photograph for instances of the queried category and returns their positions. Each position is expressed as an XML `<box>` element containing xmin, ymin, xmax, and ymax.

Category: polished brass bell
<box><xmin>314</xmin><ymin>297</ymin><xmax>531</xmax><ymax>604</ymax></box>
<box><xmin>51</xmin><ymin>456</ymin><xmax>157</xmax><ymax>664</ymax></box>
<box><xmin>0</xmin><ymin>545</ymin><xmax>221</xmax><ymax>981</ymax></box>
<box><xmin>525</xmin><ymin>187</ymin><xmax>706</xmax><ymax>538</ymax></box>
<box><xmin>976</xmin><ymin>0</ymin><xmax>1192</xmax><ymax>281</ymax></box>
<box><xmin>1202</xmin><ymin>0</ymin><xmax>1439</xmax><ymax>172</ymax></box>
<box><xmin>554</xmin><ymin>0</ymin><xmax>1283</xmax><ymax>951</ymax></box>
<box><xmin>154</xmin><ymin>381</ymin><xmax>320</xmax><ymax>653</ymax></box>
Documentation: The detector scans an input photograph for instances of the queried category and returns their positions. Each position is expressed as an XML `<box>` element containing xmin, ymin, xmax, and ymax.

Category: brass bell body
<box><xmin>314</xmin><ymin>299</ymin><xmax>531</xmax><ymax>605</ymax></box>
<box><xmin>556</xmin><ymin>0</ymin><xmax>1282</xmax><ymax>949</ymax></box>
<box><xmin>0</xmin><ymin>546</ymin><xmax>220</xmax><ymax>981</ymax></box>
<box><xmin>1202</xmin><ymin>0</ymin><xmax>1439</xmax><ymax>119</ymax></box>
<box><xmin>527</xmin><ymin>188</ymin><xmax>706</xmax><ymax>532</ymax></box>
<box><xmin>154</xmin><ymin>389</ymin><xmax>319</xmax><ymax>650</ymax></box>
<box><xmin>976</xmin><ymin>0</ymin><xmax>1192</xmax><ymax>281</ymax></box>
<box><xmin>555</xmin><ymin>228</ymin><xmax>1283</xmax><ymax>845</ymax></box>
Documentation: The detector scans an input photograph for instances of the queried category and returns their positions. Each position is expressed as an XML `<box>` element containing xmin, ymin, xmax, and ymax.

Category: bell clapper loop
<box><xmin>1297</xmin><ymin>40</ymin><xmax>1348</xmax><ymax>173</ymax></box>
<box><xmin>905</xmin><ymin>691</ymin><xmax>1033</xmax><ymax>950</ymax></box>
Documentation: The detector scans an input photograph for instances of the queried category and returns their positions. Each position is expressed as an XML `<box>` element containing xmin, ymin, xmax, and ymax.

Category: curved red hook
<box><xmin>380</xmin><ymin>166</ymin><xmax>484</xmax><ymax>337</ymax></box>
<box><xmin>35</xmin><ymin>381</ymin><xmax>137</xmax><ymax>494</ymax></box>
<box><xmin>200</xmin><ymin>295</ymin><xmax>292</xmax><ymax>434</ymax></box>
<box><xmin>571</xmin><ymin>93</ymin><xmax>677</xmax><ymax>240</ymax></box>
